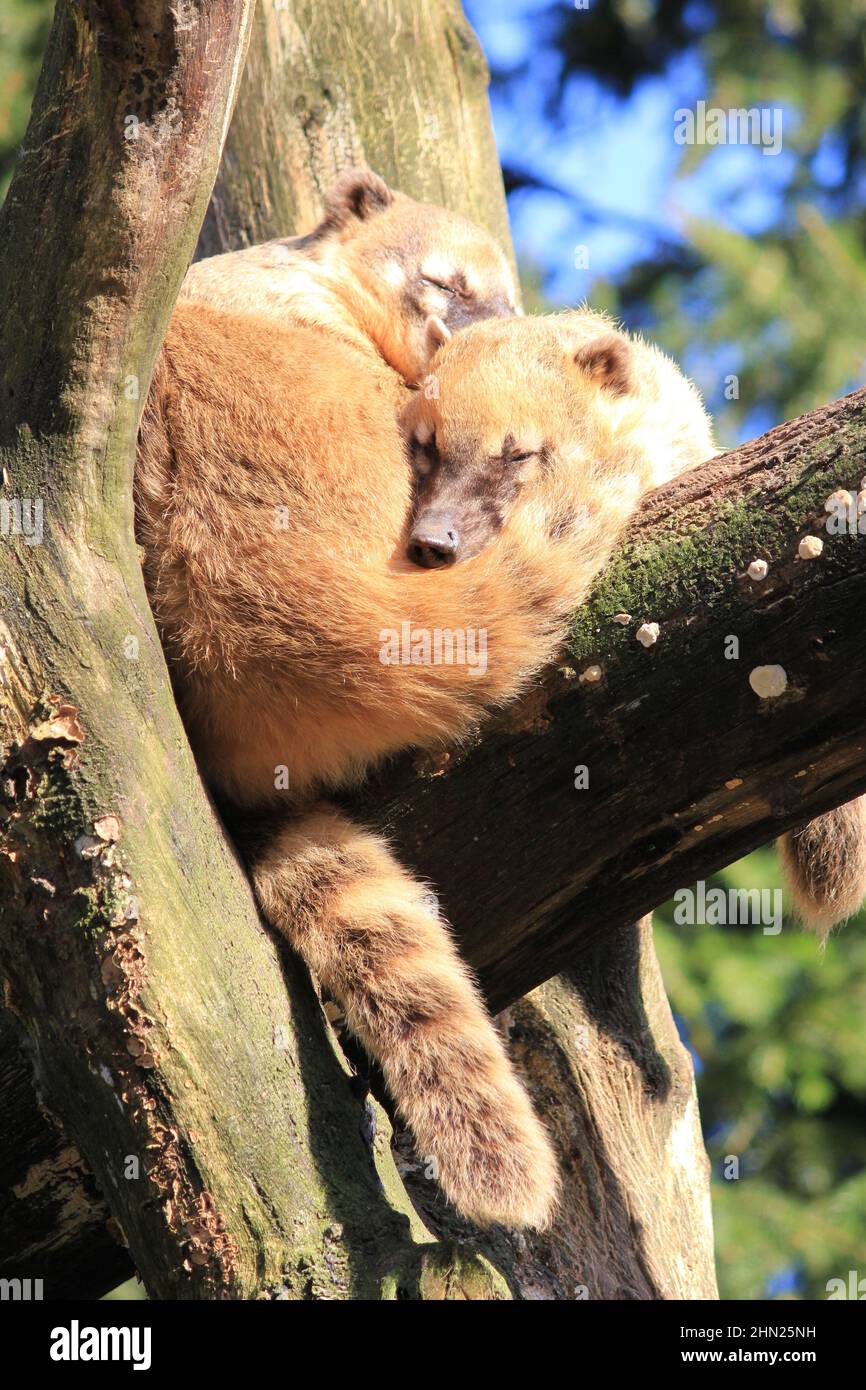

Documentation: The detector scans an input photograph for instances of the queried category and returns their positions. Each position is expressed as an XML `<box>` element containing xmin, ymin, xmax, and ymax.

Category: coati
<box><xmin>779</xmin><ymin>803</ymin><xmax>866</xmax><ymax>939</ymax></box>
<box><xmin>178</xmin><ymin>167</ymin><xmax>518</xmax><ymax>387</ymax></box>
<box><xmin>137</xmin><ymin>234</ymin><xmax>715</xmax><ymax>1226</ymax></box>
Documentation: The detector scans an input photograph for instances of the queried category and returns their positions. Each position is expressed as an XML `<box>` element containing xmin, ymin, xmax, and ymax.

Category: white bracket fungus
<box><xmin>636</xmin><ymin>622</ymin><xmax>660</xmax><ymax>648</ymax></box>
<box><xmin>798</xmin><ymin>535</ymin><xmax>823</xmax><ymax>560</ymax></box>
<box><xmin>749</xmin><ymin>665</ymin><xmax>788</xmax><ymax>699</ymax></box>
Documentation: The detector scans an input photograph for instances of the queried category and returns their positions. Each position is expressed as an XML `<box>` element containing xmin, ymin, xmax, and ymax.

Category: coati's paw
<box><xmin>419</xmin><ymin>1068</ymin><xmax>560</xmax><ymax>1229</ymax></box>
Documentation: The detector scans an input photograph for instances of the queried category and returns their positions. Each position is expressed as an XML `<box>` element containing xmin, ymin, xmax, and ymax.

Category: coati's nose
<box><xmin>408</xmin><ymin>523</ymin><xmax>459</xmax><ymax>568</ymax></box>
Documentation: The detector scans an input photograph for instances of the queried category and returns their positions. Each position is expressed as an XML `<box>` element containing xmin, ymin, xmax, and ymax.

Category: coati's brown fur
<box><xmin>779</xmin><ymin>801</ymin><xmax>866</xmax><ymax>939</ymax></box>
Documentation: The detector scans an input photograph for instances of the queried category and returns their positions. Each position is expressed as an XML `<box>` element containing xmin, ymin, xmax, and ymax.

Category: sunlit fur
<box><xmin>404</xmin><ymin>312</ymin><xmax>715</xmax><ymax>566</ymax></box>
<box><xmin>138</xmin><ymin>235</ymin><xmax>719</xmax><ymax>1226</ymax></box>
<box><xmin>181</xmin><ymin>168</ymin><xmax>518</xmax><ymax>386</ymax></box>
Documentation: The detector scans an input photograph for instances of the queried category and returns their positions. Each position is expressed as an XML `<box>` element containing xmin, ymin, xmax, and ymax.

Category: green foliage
<box><xmin>0</xmin><ymin>0</ymin><xmax>51</xmax><ymax>201</ymax></box>
<box><xmin>495</xmin><ymin>3</ymin><xmax>866</xmax><ymax>440</ymax></box>
<box><xmin>656</xmin><ymin>853</ymin><xmax>866</xmax><ymax>1300</ymax></box>
<box><xmin>628</xmin><ymin>204</ymin><xmax>866</xmax><ymax>443</ymax></box>
<box><xmin>593</xmin><ymin>1</ymin><xmax>866</xmax><ymax>439</ymax></box>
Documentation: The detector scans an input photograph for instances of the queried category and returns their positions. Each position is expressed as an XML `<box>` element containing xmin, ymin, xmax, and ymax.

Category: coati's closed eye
<box><xmin>420</xmin><ymin>276</ymin><xmax>458</xmax><ymax>297</ymax></box>
<box><xmin>411</xmin><ymin>428</ymin><xmax>436</xmax><ymax>475</ymax></box>
<box><xmin>421</xmin><ymin>272</ymin><xmax>475</xmax><ymax>302</ymax></box>
<box><xmin>497</xmin><ymin>435</ymin><xmax>539</xmax><ymax>466</ymax></box>
<box><xmin>493</xmin><ymin>432</ymin><xmax>539</xmax><ymax>467</ymax></box>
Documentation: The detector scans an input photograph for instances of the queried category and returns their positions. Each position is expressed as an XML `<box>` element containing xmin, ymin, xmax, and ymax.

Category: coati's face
<box><xmin>401</xmin><ymin>313</ymin><xmax>640</xmax><ymax>568</ymax></box>
<box><xmin>314</xmin><ymin>170</ymin><xmax>519</xmax><ymax>383</ymax></box>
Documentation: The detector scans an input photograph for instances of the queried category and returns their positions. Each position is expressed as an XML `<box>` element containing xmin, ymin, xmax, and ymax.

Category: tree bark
<box><xmin>0</xmin><ymin>0</ymin><xmax>509</xmax><ymax>1302</ymax></box>
<box><xmin>195</xmin><ymin>0</ymin><xmax>512</xmax><ymax>259</ymax></box>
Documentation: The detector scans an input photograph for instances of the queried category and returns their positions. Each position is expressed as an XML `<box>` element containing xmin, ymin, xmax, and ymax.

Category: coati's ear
<box><xmin>423</xmin><ymin>315</ymin><xmax>452</xmax><ymax>362</ymax></box>
<box><xmin>572</xmin><ymin>333</ymin><xmax>633</xmax><ymax>396</ymax></box>
<box><xmin>320</xmin><ymin>169</ymin><xmax>395</xmax><ymax>232</ymax></box>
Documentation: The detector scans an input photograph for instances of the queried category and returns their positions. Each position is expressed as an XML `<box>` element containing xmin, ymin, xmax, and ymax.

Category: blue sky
<box><xmin>464</xmin><ymin>0</ymin><xmax>835</xmax><ymax>441</ymax></box>
<box><xmin>467</xmin><ymin>0</ymin><xmax>799</xmax><ymax>300</ymax></box>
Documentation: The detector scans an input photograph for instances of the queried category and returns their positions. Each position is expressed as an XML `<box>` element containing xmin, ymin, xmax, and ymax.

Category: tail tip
<box><xmin>435</xmin><ymin>1111</ymin><xmax>561</xmax><ymax>1231</ymax></box>
<box><xmin>779</xmin><ymin>802</ymin><xmax>866</xmax><ymax>942</ymax></box>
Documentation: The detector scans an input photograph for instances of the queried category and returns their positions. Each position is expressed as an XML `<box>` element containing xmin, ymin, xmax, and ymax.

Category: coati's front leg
<box><xmin>248</xmin><ymin>803</ymin><xmax>559</xmax><ymax>1228</ymax></box>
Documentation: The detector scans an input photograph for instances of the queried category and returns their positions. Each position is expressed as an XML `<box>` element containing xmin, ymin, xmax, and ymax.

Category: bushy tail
<box><xmin>778</xmin><ymin>796</ymin><xmax>866</xmax><ymax>940</ymax></box>
<box><xmin>249</xmin><ymin>804</ymin><xmax>559</xmax><ymax>1228</ymax></box>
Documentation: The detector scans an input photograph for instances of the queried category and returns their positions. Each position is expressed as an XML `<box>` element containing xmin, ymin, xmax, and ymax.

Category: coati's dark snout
<box><xmin>407</xmin><ymin>518</ymin><xmax>460</xmax><ymax>568</ymax></box>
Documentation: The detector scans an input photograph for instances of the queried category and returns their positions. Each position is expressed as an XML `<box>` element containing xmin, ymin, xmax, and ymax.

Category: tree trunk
<box><xmin>2</xmin><ymin>0</ymin><xmax>718</xmax><ymax>1300</ymax></box>
<box><xmin>196</xmin><ymin>0</ymin><xmax>512</xmax><ymax>258</ymax></box>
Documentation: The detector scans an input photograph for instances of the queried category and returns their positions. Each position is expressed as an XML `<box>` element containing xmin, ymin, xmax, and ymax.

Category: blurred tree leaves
<box><xmin>0</xmin><ymin>0</ymin><xmax>51</xmax><ymax>201</ymax></box>
<box><xmin>655</xmin><ymin>855</ymin><xmax>866</xmax><ymax>1300</ymax></box>
<box><xmin>489</xmin><ymin>0</ymin><xmax>866</xmax><ymax>441</ymax></box>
